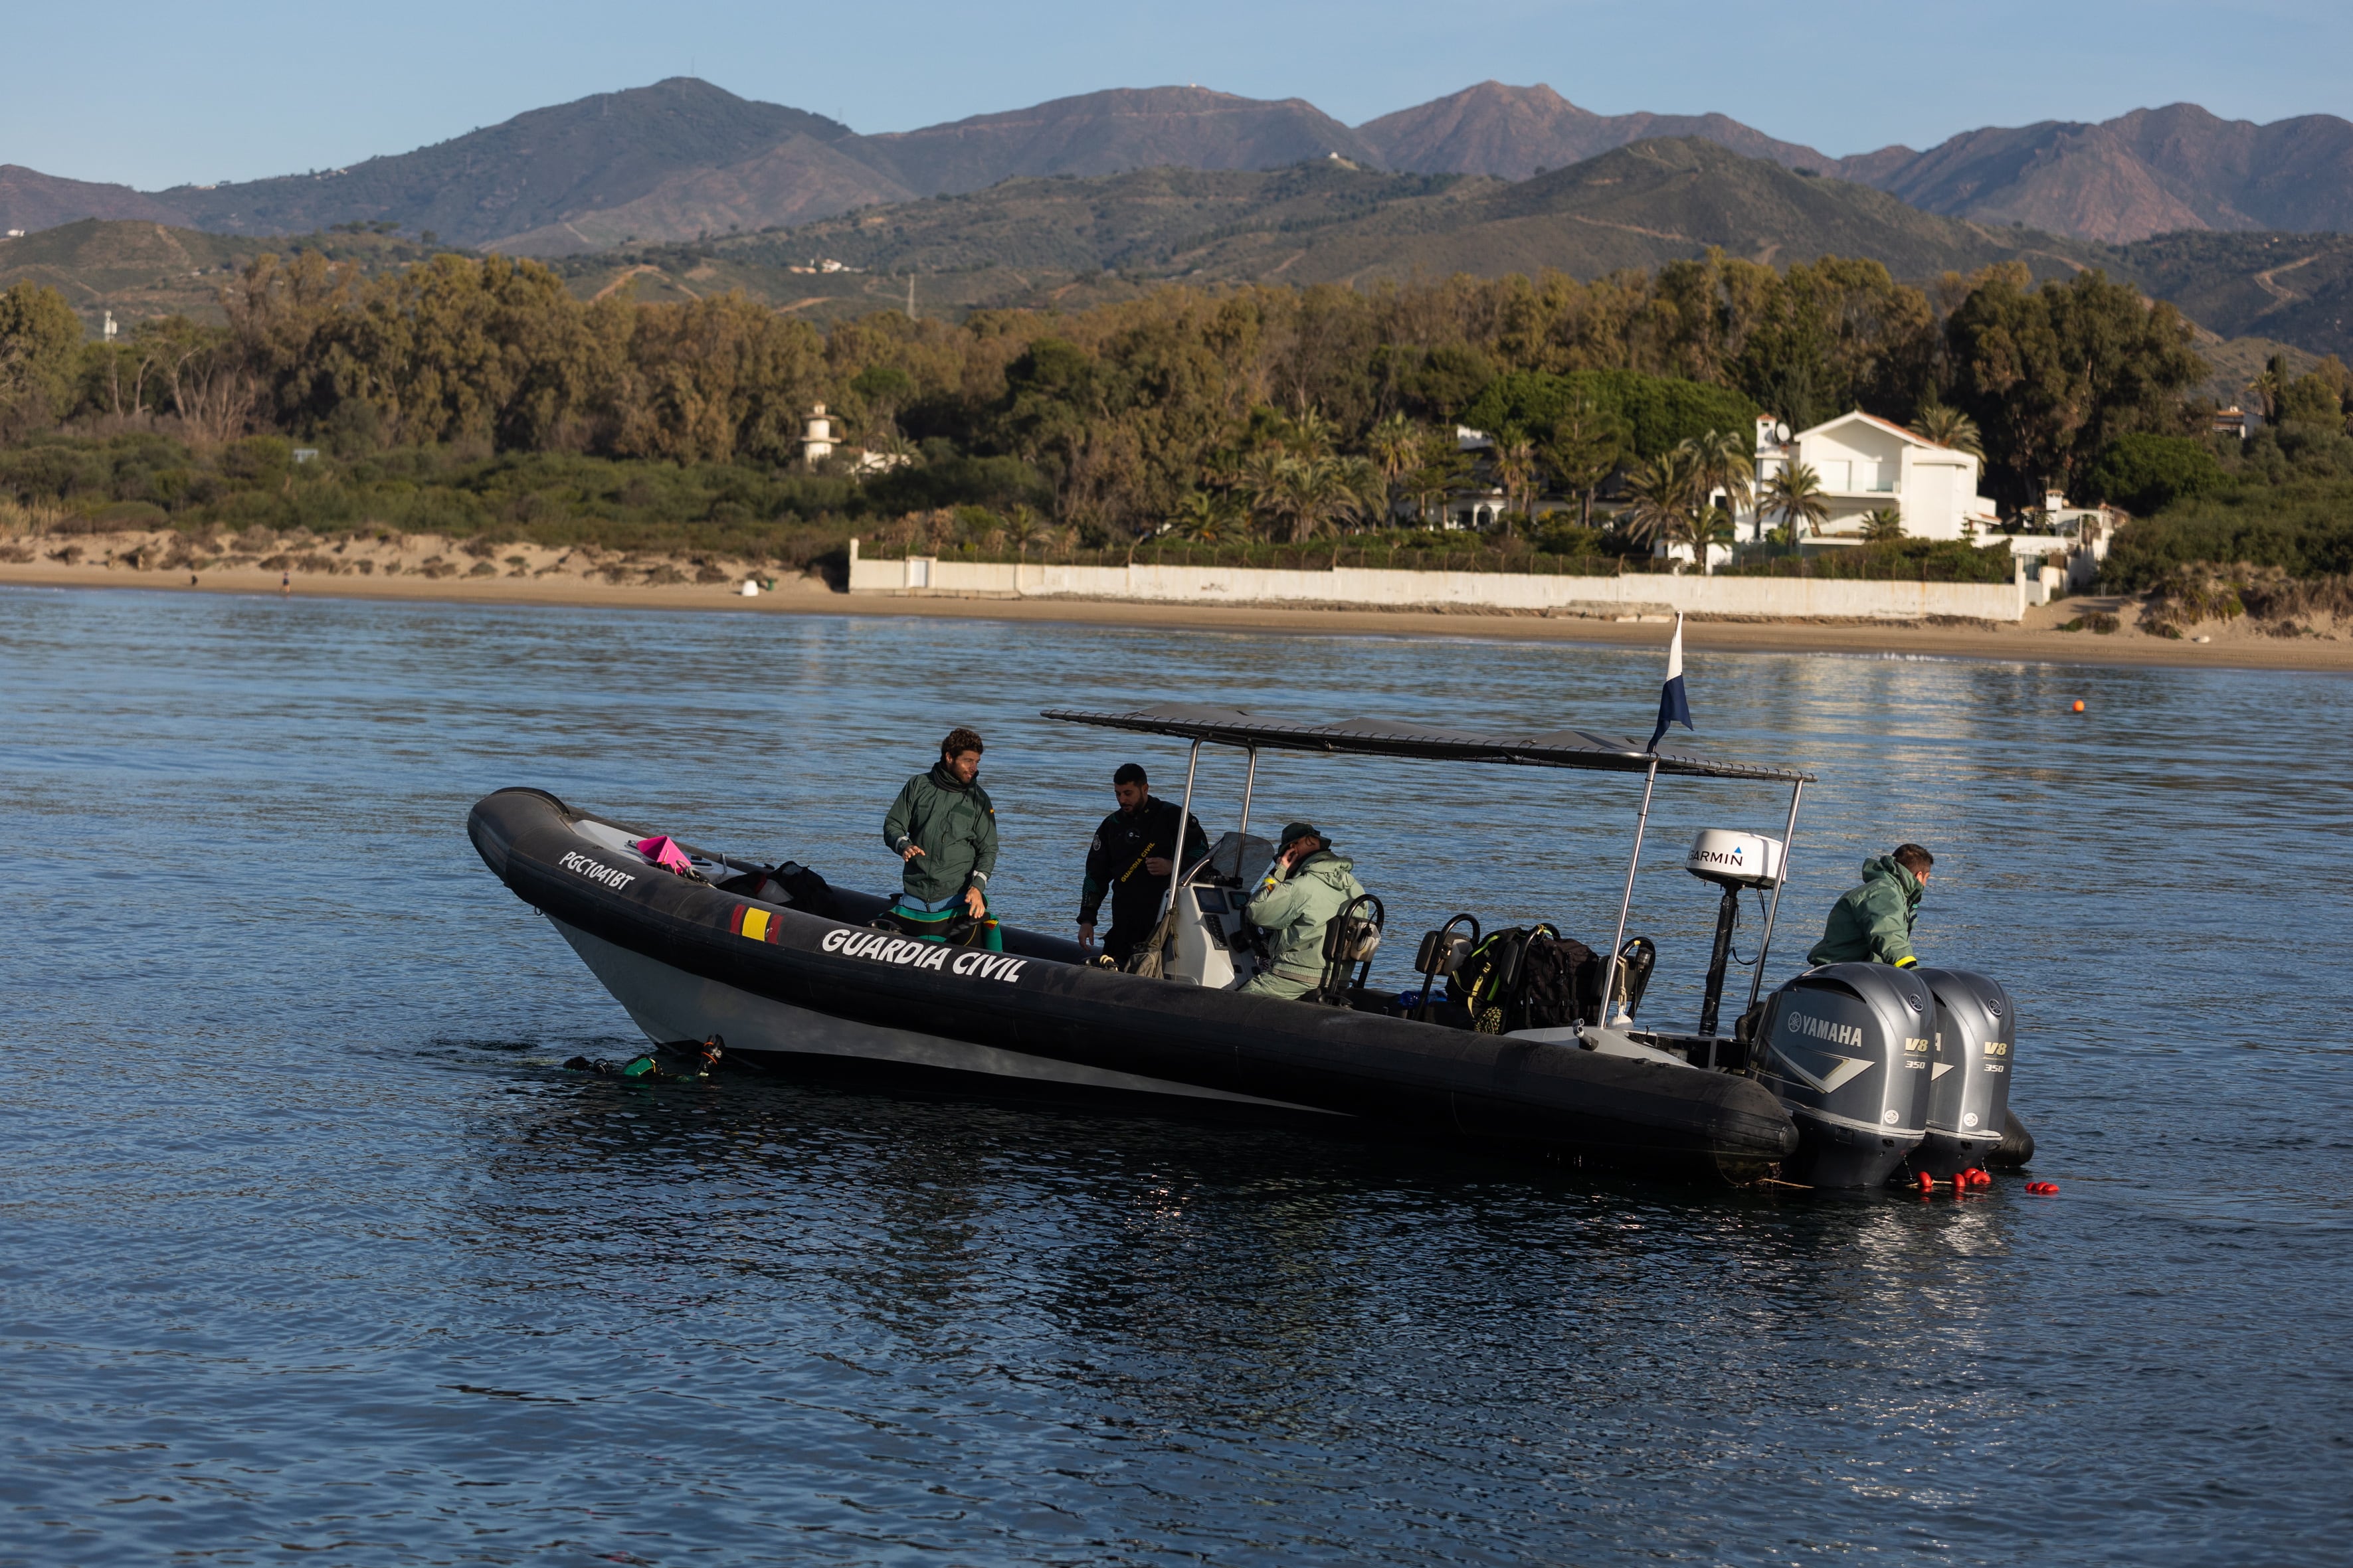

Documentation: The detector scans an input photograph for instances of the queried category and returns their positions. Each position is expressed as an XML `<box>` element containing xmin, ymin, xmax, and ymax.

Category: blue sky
<box><xmin>11</xmin><ymin>0</ymin><xmax>2351</xmax><ymax>189</ymax></box>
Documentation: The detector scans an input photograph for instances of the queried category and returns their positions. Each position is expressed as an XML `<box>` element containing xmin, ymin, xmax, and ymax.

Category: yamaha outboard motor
<box><xmin>1901</xmin><ymin>968</ymin><xmax>2016</xmax><ymax>1179</ymax></box>
<box><xmin>1755</xmin><ymin>963</ymin><xmax>1935</xmax><ymax>1188</ymax></box>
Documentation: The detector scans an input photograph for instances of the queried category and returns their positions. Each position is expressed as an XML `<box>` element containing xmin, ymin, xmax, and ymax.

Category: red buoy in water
<box><xmin>2072</xmin><ymin>700</ymin><xmax>2086</xmax><ymax>713</ymax></box>
<box><xmin>1916</xmin><ymin>1172</ymin><xmax>1935</xmax><ymax>1193</ymax></box>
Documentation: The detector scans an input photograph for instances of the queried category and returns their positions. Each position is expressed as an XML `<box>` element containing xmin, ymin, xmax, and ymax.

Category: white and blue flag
<box><xmin>1646</xmin><ymin>613</ymin><xmax>1693</xmax><ymax>752</ymax></box>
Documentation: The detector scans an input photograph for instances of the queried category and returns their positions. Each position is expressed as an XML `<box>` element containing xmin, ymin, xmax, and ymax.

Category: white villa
<box><xmin>1744</xmin><ymin>412</ymin><xmax>2002</xmax><ymax>544</ymax></box>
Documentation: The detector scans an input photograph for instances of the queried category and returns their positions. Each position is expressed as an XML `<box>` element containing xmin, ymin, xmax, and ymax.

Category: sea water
<box><xmin>2</xmin><ymin>586</ymin><xmax>2348</xmax><ymax>1565</ymax></box>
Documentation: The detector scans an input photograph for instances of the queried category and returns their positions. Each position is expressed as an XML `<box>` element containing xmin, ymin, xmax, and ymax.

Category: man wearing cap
<box><xmin>1238</xmin><ymin>822</ymin><xmax>1366</xmax><ymax>1001</ymax></box>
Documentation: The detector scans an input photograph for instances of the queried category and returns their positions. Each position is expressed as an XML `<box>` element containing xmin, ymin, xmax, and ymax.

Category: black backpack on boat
<box><xmin>715</xmin><ymin>859</ymin><xmax>842</xmax><ymax>919</ymax></box>
<box><xmin>1448</xmin><ymin>925</ymin><xmax>1608</xmax><ymax>1033</ymax></box>
<box><xmin>1517</xmin><ymin>932</ymin><xmax>1605</xmax><ymax>1029</ymax></box>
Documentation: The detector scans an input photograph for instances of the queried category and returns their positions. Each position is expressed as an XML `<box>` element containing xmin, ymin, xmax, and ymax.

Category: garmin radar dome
<box><xmin>1684</xmin><ymin>830</ymin><xmax>1782</xmax><ymax>1038</ymax></box>
<box><xmin>1685</xmin><ymin>829</ymin><xmax>1782</xmax><ymax>888</ymax></box>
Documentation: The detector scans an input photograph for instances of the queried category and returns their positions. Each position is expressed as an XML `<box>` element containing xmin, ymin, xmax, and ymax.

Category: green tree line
<box><xmin>7</xmin><ymin>248</ymin><xmax>2352</xmax><ymax>565</ymax></box>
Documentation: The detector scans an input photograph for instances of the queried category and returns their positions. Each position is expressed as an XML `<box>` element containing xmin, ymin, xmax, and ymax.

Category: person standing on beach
<box><xmin>1077</xmin><ymin>762</ymin><xmax>1209</xmax><ymax>964</ymax></box>
<box><xmin>883</xmin><ymin>728</ymin><xmax>1002</xmax><ymax>952</ymax></box>
<box><xmin>1808</xmin><ymin>844</ymin><xmax>1933</xmax><ymax>968</ymax></box>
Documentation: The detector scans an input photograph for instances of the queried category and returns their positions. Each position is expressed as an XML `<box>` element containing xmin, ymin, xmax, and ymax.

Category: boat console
<box><xmin>1162</xmin><ymin>831</ymin><xmax>1272</xmax><ymax>989</ymax></box>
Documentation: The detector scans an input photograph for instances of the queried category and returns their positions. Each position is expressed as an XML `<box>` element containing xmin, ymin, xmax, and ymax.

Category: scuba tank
<box><xmin>1902</xmin><ymin>969</ymin><xmax>2017</xmax><ymax>1179</ymax></box>
<box><xmin>1754</xmin><ymin>964</ymin><xmax>1934</xmax><ymax>1188</ymax></box>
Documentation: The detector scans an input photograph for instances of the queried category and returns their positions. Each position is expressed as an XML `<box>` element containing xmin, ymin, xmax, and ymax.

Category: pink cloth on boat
<box><xmin>632</xmin><ymin>835</ymin><xmax>694</xmax><ymax>875</ymax></box>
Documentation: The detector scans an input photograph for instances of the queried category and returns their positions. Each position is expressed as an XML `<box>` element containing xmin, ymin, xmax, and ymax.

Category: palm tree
<box><xmin>1283</xmin><ymin>408</ymin><xmax>1337</xmax><ymax>462</ymax></box>
<box><xmin>1199</xmin><ymin>445</ymin><xmax>1246</xmax><ymax>497</ymax></box>
<box><xmin>1914</xmin><ymin>402</ymin><xmax>1984</xmax><ymax>459</ymax></box>
<box><xmin>1366</xmin><ymin>412</ymin><xmax>1420</xmax><ymax>522</ymax></box>
<box><xmin>1164</xmin><ymin>491</ymin><xmax>1229</xmax><ymax>543</ymax></box>
<box><xmin>1335</xmin><ymin>455</ymin><xmax>1386</xmax><ymax>529</ymax></box>
<box><xmin>1241</xmin><ymin>446</ymin><xmax>1289</xmax><ymax>538</ymax></box>
<box><xmin>2249</xmin><ymin>354</ymin><xmax>2290</xmax><ymax>423</ymax></box>
<box><xmin>1623</xmin><ymin>448</ymin><xmax>1702</xmax><ymax>549</ymax></box>
<box><xmin>1681</xmin><ymin>427</ymin><xmax>1755</xmax><ymax>525</ymax></box>
<box><xmin>1005</xmin><ymin>504</ymin><xmax>1045</xmax><ymax>561</ymax></box>
<box><xmin>1859</xmin><ymin>506</ymin><xmax>1906</xmax><ymax>543</ymax></box>
<box><xmin>1694</xmin><ymin>504</ymin><xmax>1739</xmax><ymax>571</ymax></box>
<box><xmin>1759</xmin><ymin>460</ymin><xmax>1830</xmax><ymax>553</ymax></box>
<box><xmin>1491</xmin><ymin>425</ymin><xmax>1540</xmax><ymax>533</ymax></box>
<box><xmin>1270</xmin><ymin>456</ymin><xmax>1357</xmax><ymax>545</ymax></box>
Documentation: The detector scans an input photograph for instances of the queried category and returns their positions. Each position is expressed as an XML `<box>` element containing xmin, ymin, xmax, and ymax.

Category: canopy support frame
<box><xmin>1164</xmin><ymin>739</ymin><xmax>1203</xmax><ymax>930</ymax></box>
<box><xmin>1237</xmin><ymin>746</ymin><xmax>1258</xmax><ymax>843</ymax></box>
<box><xmin>1744</xmin><ymin>779</ymin><xmax>1806</xmax><ymax>1013</ymax></box>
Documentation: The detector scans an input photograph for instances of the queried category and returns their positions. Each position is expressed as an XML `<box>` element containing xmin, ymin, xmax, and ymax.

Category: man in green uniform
<box><xmin>883</xmin><ymin>727</ymin><xmax>1002</xmax><ymax>952</ymax></box>
<box><xmin>1238</xmin><ymin>822</ymin><xmax>1366</xmax><ymax>1002</ymax></box>
<box><xmin>1807</xmin><ymin>843</ymin><xmax>1932</xmax><ymax>969</ymax></box>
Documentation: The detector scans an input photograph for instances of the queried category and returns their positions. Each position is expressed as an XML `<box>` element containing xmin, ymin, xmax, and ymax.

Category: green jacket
<box><xmin>1807</xmin><ymin>855</ymin><xmax>1923</xmax><ymax>968</ymax></box>
<box><xmin>884</xmin><ymin>762</ymin><xmax>999</xmax><ymax>908</ymax></box>
<box><xmin>1245</xmin><ymin>849</ymin><xmax>1366</xmax><ymax>982</ymax></box>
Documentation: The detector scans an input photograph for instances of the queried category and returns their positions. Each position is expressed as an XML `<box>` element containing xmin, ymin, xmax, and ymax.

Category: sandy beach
<box><xmin>5</xmin><ymin>530</ymin><xmax>2348</xmax><ymax>674</ymax></box>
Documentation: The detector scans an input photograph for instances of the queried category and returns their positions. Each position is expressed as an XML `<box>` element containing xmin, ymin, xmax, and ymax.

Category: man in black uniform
<box><xmin>1076</xmin><ymin>762</ymin><xmax>1211</xmax><ymax>964</ymax></box>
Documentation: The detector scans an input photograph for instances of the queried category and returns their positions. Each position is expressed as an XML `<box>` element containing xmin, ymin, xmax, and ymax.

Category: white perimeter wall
<box><xmin>849</xmin><ymin>545</ymin><xmax>2028</xmax><ymax>621</ymax></box>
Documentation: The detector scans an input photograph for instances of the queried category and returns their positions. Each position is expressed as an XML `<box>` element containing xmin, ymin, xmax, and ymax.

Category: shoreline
<box><xmin>5</xmin><ymin>559</ymin><xmax>2349</xmax><ymax>673</ymax></box>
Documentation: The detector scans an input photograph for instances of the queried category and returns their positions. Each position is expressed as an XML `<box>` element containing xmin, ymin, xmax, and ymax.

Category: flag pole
<box><xmin>1606</xmin><ymin>614</ymin><xmax>1691</xmax><ymax>1025</ymax></box>
<box><xmin>1601</xmin><ymin>757</ymin><xmax>1660</xmax><ymax>1024</ymax></box>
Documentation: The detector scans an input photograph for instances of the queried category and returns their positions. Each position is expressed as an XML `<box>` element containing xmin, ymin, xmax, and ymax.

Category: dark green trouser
<box><xmin>890</xmin><ymin>901</ymin><xmax>1004</xmax><ymax>952</ymax></box>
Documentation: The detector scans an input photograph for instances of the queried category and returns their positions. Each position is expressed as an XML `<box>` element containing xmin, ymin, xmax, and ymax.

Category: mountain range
<box><xmin>11</xmin><ymin>139</ymin><xmax>2351</xmax><ymax>377</ymax></box>
<box><xmin>560</xmin><ymin>141</ymin><xmax>2351</xmax><ymax>369</ymax></box>
<box><xmin>688</xmin><ymin>140</ymin><xmax>2094</xmax><ymax>292</ymax></box>
<box><xmin>7</xmin><ymin>78</ymin><xmax>2353</xmax><ymax>254</ymax></box>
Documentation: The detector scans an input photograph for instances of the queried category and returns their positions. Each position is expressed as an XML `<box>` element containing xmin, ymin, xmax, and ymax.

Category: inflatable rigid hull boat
<box><xmin>470</xmin><ymin>702</ymin><xmax>2032</xmax><ymax>1188</ymax></box>
<box><xmin>468</xmin><ymin>785</ymin><xmax>1800</xmax><ymax>1179</ymax></box>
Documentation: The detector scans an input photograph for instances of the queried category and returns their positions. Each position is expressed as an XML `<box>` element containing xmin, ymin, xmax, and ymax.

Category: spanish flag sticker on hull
<box><xmin>730</xmin><ymin>905</ymin><xmax>781</xmax><ymax>944</ymax></box>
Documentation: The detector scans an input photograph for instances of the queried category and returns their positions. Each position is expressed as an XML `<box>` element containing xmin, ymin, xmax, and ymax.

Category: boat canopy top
<box><xmin>1042</xmin><ymin>704</ymin><xmax>1814</xmax><ymax>784</ymax></box>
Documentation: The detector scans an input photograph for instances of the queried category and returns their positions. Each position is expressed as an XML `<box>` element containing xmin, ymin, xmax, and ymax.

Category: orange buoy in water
<box><xmin>2072</xmin><ymin>700</ymin><xmax>2086</xmax><ymax>713</ymax></box>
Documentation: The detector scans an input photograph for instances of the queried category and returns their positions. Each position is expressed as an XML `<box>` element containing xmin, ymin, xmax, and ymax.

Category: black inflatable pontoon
<box><xmin>468</xmin><ymin>703</ymin><xmax>2029</xmax><ymax>1185</ymax></box>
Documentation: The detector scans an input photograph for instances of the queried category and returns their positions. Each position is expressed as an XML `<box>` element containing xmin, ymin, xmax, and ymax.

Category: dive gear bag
<box><xmin>1449</xmin><ymin>925</ymin><xmax>1607</xmax><ymax>1032</ymax></box>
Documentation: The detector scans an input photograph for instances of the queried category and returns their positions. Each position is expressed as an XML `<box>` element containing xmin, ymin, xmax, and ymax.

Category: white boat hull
<box><xmin>553</xmin><ymin>917</ymin><xmax>1336</xmax><ymax>1113</ymax></box>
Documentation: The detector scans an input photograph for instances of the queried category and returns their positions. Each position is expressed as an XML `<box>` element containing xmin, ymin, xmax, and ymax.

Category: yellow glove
<box><xmin>1894</xmin><ymin>955</ymin><xmax>1919</xmax><ymax>969</ymax></box>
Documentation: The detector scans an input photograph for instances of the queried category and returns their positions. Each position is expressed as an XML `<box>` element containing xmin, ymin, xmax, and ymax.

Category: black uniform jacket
<box><xmin>1078</xmin><ymin>796</ymin><xmax>1212</xmax><ymax>932</ymax></box>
